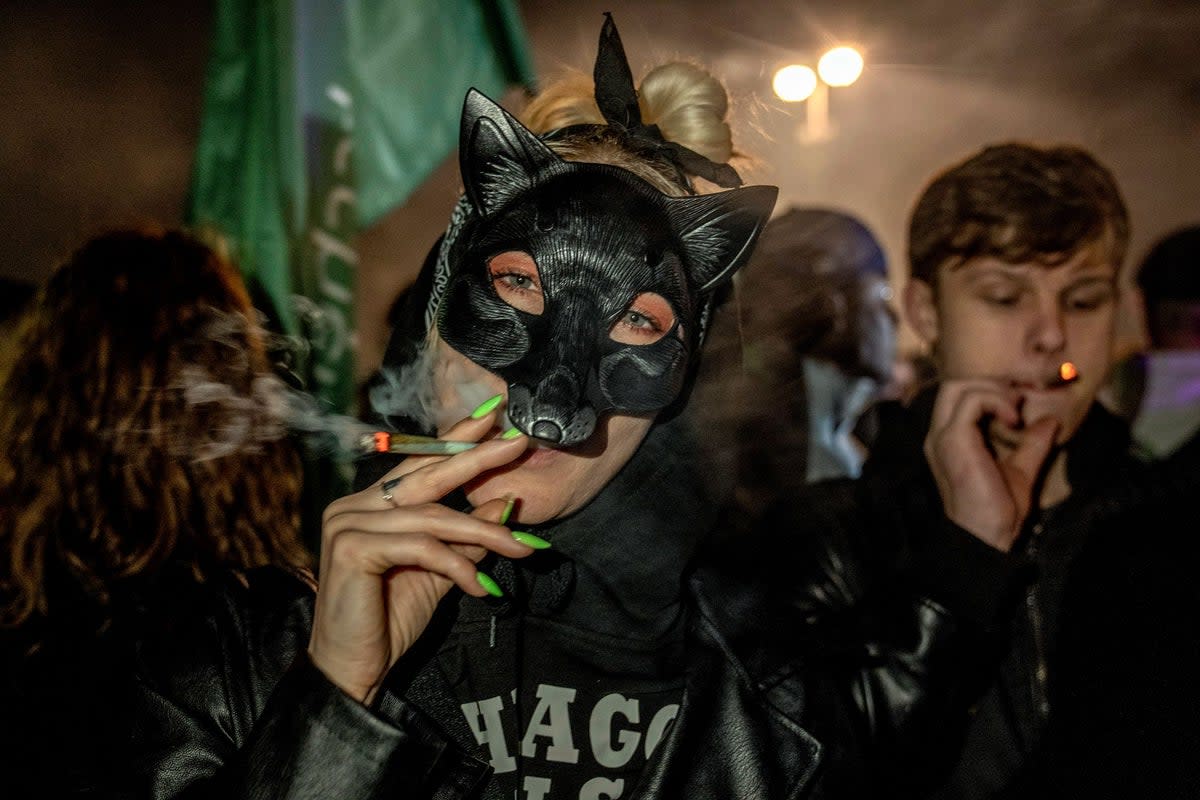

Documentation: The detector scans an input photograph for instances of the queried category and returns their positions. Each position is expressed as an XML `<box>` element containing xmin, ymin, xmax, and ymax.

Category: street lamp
<box><xmin>772</xmin><ymin>64</ymin><xmax>818</xmax><ymax>103</ymax></box>
<box><xmin>817</xmin><ymin>46</ymin><xmax>864</xmax><ymax>87</ymax></box>
<box><xmin>773</xmin><ymin>45</ymin><xmax>864</xmax><ymax>142</ymax></box>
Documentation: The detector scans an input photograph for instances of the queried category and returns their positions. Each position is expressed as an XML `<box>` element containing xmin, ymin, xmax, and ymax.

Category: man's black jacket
<box><xmin>735</xmin><ymin>389</ymin><xmax>1149</xmax><ymax>799</ymax></box>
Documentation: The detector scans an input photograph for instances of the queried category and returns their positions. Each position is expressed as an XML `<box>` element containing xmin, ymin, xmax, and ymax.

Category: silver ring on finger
<box><xmin>381</xmin><ymin>477</ymin><xmax>403</xmax><ymax>505</ymax></box>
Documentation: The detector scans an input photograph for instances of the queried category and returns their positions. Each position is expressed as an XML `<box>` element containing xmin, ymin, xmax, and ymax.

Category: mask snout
<box><xmin>507</xmin><ymin>370</ymin><xmax>598</xmax><ymax>446</ymax></box>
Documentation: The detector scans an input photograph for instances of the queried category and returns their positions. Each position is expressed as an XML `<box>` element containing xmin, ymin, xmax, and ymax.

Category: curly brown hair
<box><xmin>0</xmin><ymin>227</ymin><xmax>312</xmax><ymax>630</ymax></box>
<box><xmin>908</xmin><ymin>142</ymin><xmax>1130</xmax><ymax>286</ymax></box>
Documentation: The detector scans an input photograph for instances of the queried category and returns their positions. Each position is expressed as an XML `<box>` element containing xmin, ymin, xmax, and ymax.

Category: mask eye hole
<box><xmin>488</xmin><ymin>251</ymin><xmax>544</xmax><ymax>315</ymax></box>
<box><xmin>610</xmin><ymin>292</ymin><xmax>676</xmax><ymax>345</ymax></box>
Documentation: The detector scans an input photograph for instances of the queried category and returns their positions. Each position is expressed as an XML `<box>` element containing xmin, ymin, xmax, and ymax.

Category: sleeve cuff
<box><xmin>904</xmin><ymin>519</ymin><xmax>1035</xmax><ymax>631</ymax></box>
<box><xmin>237</xmin><ymin>653</ymin><xmax>487</xmax><ymax>798</ymax></box>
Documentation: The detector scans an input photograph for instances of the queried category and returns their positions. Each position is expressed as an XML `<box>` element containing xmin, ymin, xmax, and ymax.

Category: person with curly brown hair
<box><xmin>0</xmin><ymin>226</ymin><xmax>312</xmax><ymax>797</ymax></box>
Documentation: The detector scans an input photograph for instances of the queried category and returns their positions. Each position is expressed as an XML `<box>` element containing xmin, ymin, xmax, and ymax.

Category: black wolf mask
<box><xmin>431</xmin><ymin>89</ymin><xmax>776</xmax><ymax>446</ymax></box>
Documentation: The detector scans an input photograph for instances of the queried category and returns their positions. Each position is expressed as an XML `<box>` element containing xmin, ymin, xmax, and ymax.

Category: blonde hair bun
<box><xmin>637</xmin><ymin>62</ymin><xmax>733</xmax><ymax>164</ymax></box>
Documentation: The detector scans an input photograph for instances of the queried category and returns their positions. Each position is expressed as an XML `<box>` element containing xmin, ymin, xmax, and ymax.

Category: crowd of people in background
<box><xmin>1</xmin><ymin>12</ymin><xmax>1198</xmax><ymax>800</ymax></box>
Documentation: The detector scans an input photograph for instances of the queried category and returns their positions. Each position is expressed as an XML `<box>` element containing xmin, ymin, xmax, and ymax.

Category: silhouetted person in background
<box><xmin>695</xmin><ymin>205</ymin><xmax>898</xmax><ymax>514</ymax></box>
<box><xmin>1126</xmin><ymin>224</ymin><xmax>1200</xmax><ymax>457</ymax></box>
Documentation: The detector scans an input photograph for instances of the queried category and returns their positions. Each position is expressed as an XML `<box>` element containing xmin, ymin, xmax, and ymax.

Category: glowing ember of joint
<box><xmin>1058</xmin><ymin>361</ymin><xmax>1079</xmax><ymax>384</ymax></box>
<box><xmin>359</xmin><ymin>432</ymin><xmax>478</xmax><ymax>456</ymax></box>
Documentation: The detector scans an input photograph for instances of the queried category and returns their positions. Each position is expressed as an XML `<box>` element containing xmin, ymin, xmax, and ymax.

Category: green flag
<box><xmin>347</xmin><ymin>0</ymin><xmax>536</xmax><ymax>227</ymax></box>
<box><xmin>186</xmin><ymin>0</ymin><xmax>534</xmax><ymax>548</ymax></box>
<box><xmin>186</xmin><ymin>0</ymin><xmax>535</xmax><ymax>415</ymax></box>
<box><xmin>187</xmin><ymin>0</ymin><xmax>305</xmax><ymax>338</ymax></box>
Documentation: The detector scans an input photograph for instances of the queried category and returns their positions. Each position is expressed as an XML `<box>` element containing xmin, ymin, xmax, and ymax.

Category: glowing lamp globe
<box><xmin>817</xmin><ymin>46</ymin><xmax>864</xmax><ymax>87</ymax></box>
<box><xmin>773</xmin><ymin>64</ymin><xmax>818</xmax><ymax>102</ymax></box>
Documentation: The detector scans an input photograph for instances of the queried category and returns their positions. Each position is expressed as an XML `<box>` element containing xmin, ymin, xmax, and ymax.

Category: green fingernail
<box><xmin>501</xmin><ymin>427</ymin><xmax>522</xmax><ymax>439</ymax></box>
<box><xmin>471</xmin><ymin>394</ymin><xmax>504</xmax><ymax>419</ymax></box>
<box><xmin>499</xmin><ymin>496</ymin><xmax>516</xmax><ymax>525</ymax></box>
<box><xmin>511</xmin><ymin>531</ymin><xmax>551</xmax><ymax>550</ymax></box>
<box><xmin>476</xmin><ymin>571</ymin><xmax>504</xmax><ymax>597</ymax></box>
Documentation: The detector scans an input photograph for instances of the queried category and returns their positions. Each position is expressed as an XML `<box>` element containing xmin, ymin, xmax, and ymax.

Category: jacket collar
<box><xmin>631</xmin><ymin>585</ymin><xmax>823</xmax><ymax>800</ymax></box>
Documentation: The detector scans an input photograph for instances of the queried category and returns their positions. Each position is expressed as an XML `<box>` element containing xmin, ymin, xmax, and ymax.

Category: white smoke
<box><xmin>167</xmin><ymin>308</ymin><xmax>372</xmax><ymax>463</ymax></box>
<box><xmin>175</xmin><ymin>366</ymin><xmax>376</xmax><ymax>463</ymax></box>
<box><xmin>367</xmin><ymin>339</ymin><xmax>440</xmax><ymax>431</ymax></box>
<box><xmin>172</xmin><ymin>310</ymin><xmax>514</xmax><ymax>463</ymax></box>
<box><xmin>367</xmin><ymin>335</ymin><xmax>512</xmax><ymax>433</ymax></box>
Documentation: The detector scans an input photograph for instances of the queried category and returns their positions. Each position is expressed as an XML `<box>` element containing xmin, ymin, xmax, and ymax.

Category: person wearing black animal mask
<box><xmin>106</xmin><ymin>15</ymin><xmax>990</xmax><ymax>800</ymax></box>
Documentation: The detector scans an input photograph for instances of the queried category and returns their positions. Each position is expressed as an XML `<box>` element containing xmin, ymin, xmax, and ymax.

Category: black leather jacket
<box><xmin>762</xmin><ymin>390</ymin><xmax>1149</xmax><ymax>800</ymax></box>
<box><xmin>1000</xmin><ymin>432</ymin><xmax>1200</xmax><ymax>799</ymax></box>
<box><xmin>104</xmin><ymin>566</ymin><xmax>826</xmax><ymax>800</ymax></box>
<box><xmin>89</xmin><ymin>550</ymin><xmax>993</xmax><ymax>800</ymax></box>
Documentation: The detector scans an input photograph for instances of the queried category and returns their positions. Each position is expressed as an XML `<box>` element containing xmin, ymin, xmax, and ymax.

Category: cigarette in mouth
<box><xmin>359</xmin><ymin>431</ymin><xmax>478</xmax><ymax>456</ymax></box>
<box><xmin>1052</xmin><ymin>361</ymin><xmax>1080</xmax><ymax>387</ymax></box>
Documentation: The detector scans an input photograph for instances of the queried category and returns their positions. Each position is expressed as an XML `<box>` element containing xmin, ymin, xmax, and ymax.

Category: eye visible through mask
<box><xmin>487</xmin><ymin>250</ymin><xmax>676</xmax><ymax>346</ymax></box>
<box><xmin>488</xmin><ymin>251</ymin><xmax>544</xmax><ymax>315</ymax></box>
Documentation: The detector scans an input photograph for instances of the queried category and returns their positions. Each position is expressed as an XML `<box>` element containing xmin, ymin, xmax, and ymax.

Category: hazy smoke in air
<box><xmin>369</xmin><ymin>337</ymin><xmax>514</xmax><ymax>433</ymax></box>
<box><xmin>368</xmin><ymin>340</ymin><xmax>440</xmax><ymax>432</ymax></box>
<box><xmin>167</xmin><ymin>308</ymin><xmax>374</xmax><ymax>462</ymax></box>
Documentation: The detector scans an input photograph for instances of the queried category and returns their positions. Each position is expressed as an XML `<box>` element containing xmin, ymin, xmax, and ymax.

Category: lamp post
<box><xmin>773</xmin><ymin>45</ymin><xmax>864</xmax><ymax>142</ymax></box>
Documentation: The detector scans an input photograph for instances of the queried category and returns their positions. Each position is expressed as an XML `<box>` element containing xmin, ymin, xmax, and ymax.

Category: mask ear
<box><xmin>666</xmin><ymin>185</ymin><xmax>779</xmax><ymax>292</ymax></box>
<box><xmin>459</xmin><ymin>88</ymin><xmax>564</xmax><ymax>217</ymax></box>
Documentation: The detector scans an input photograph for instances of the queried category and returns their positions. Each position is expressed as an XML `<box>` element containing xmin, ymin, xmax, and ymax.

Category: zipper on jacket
<box><xmin>1024</xmin><ymin>519</ymin><xmax>1051</xmax><ymax>721</ymax></box>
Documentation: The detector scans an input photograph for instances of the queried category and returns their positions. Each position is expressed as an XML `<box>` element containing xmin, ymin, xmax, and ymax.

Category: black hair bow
<box><xmin>586</xmin><ymin>12</ymin><xmax>743</xmax><ymax>192</ymax></box>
